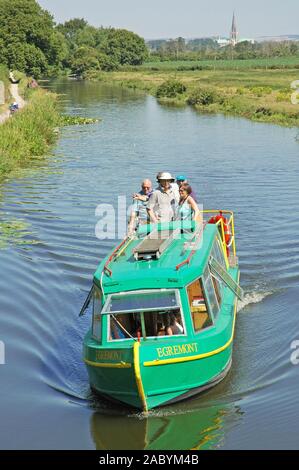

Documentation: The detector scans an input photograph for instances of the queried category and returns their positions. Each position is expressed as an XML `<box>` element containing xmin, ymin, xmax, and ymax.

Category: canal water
<box><xmin>0</xmin><ymin>80</ymin><xmax>298</xmax><ymax>449</ymax></box>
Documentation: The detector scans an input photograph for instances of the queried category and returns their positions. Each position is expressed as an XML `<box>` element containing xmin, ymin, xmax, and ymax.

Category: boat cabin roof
<box><xmin>94</xmin><ymin>222</ymin><xmax>219</xmax><ymax>294</ymax></box>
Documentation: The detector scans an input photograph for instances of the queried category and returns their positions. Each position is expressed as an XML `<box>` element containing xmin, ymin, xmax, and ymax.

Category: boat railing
<box><xmin>176</xmin><ymin>210</ymin><xmax>237</xmax><ymax>272</ymax></box>
<box><xmin>175</xmin><ymin>223</ymin><xmax>205</xmax><ymax>271</ymax></box>
<box><xmin>201</xmin><ymin>210</ymin><xmax>237</xmax><ymax>263</ymax></box>
<box><xmin>104</xmin><ymin>236</ymin><xmax>133</xmax><ymax>277</ymax></box>
<box><xmin>103</xmin><ymin>212</ymin><xmax>237</xmax><ymax>276</ymax></box>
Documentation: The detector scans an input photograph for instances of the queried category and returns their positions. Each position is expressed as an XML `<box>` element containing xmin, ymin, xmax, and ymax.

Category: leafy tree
<box><xmin>45</xmin><ymin>31</ymin><xmax>69</xmax><ymax>69</ymax></box>
<box><xmin>69</xmin><ymin>47</ymin><xmax>100</xmax><ymax>76</ymax></box>
<box><xmin>57</xmin><ymin>22</ymin><xmax>148</xmax><ymax>73</ymax></box>
<box><xmin>0</xmin><ymin>0</ymin><xmax>68</xmax><ymax>76</ymax></box>
<box><xmin>97</xmin><ymin>53</ymin><xmax>119</xmax><ymax>71</ymax></box>
<box><xmin>56</xmin><ymin>18</ymin><xmax>88</xmax><ymax>42</ymax></box>
<box><xmin>23</xmin><ymin>43</ymin><xmax>49</xmax><ymax>77</ymax></box>
<box><xmin>75</xmin><ymin>26</ymin><xmax>98</xmax><ymax>48</ymax></box>
<box><xmin>99</xmin><ymin>29</ymin><xmax>148</xmax><ymax>65</ymax></box>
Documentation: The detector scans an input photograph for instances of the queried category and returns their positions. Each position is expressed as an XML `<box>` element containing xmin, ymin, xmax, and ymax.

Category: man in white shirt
<box><xmin>147</xmin><ymin>172</ymin><xmax>179</xmax><ymax>223</ymax></box>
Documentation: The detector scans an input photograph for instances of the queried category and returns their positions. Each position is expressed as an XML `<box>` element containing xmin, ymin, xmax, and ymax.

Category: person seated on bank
<box><xmin>176</xmin><ymin>175</ymin><xmax>197</xmax><ymax>201</ymax></box>
<box><xmin>147</xmin><ymin>172</ymin><xmax>179</xmax><ymax>223</ymax></box>
<box><xmin>128</xmin><ymin>179</ymin><xmax>153</xmax><ymax>235</ymax></box>
<box><xmin>176</xmin><ymin>183</ymin><xmax>201</xmax><ymax>222</ymax></box>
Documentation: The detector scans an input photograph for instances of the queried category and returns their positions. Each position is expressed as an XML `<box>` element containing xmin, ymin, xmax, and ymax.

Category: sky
<box><xmin>38</xmin><ymin>0</ymin><xmax>299</xmax><ymax>39</ymax></box>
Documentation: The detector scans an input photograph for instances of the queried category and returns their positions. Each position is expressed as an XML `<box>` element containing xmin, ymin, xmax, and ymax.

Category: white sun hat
<box><xmin>156</xmin><ymin>172</ymin><xmax>175</xmax><ymax>182</ymax></box>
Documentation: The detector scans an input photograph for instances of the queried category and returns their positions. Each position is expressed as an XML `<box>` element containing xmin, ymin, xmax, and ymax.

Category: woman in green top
<box><xmin>176</xmin><ymin>184</ymin><xmax>201</xmax><ymax>222</ymax></box>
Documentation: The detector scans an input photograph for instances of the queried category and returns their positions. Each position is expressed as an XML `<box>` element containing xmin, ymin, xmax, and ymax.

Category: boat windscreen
<box><xmin>109</xmin><ymin>309</ymin><xmax>184</xmax><ymax>340</ymax></box>
<box><xmin>102</xmin><ymin>290</ymin><xmax>179</xmax><ymax>314</ymax></box>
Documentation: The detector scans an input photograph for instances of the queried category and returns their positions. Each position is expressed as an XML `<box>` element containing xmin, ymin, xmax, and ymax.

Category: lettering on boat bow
<box><xmin>156</xmin><ymin>342</ymin><xmax>198</xmax><ymax>359</ymax></box>
<box><xmin>96</xmin><ymin>350</ymin><xmax>123</xmax><ymax>361</ymax></box>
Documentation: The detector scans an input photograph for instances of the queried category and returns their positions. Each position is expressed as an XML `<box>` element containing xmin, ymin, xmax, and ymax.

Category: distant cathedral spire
<box><xmin>230</xmin><ymin>12</ymin><xmax>238</xmax><ymax>46</ymax></box>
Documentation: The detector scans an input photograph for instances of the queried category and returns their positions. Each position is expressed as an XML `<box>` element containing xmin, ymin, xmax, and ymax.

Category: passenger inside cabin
<box><xmin>157</xmin><ymin>312</ymin><xmax>184</xmax><ymax>336</ymax></box>
<box><xmin>109</xmin><ymin>310</ymin><xmax>184</xmax><ymax>340</ymax></box>
<box><xmin>168</xmin><ymin>313</ymin><xmax>184</xmax><ymax>335</ymax></box>
<box><xmin>110</xmin><ymin>318</ymin><xmax>126</xmax><ymax>340</ymax></box>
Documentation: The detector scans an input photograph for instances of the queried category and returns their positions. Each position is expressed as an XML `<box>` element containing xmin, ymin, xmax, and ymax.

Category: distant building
<box><xmin>230</xmin><ymin>12</ymin><xmax>238</xmax><ymax>46</ymax></box>
<box><xmin>216</xmin><ymin>37</ymin><xmax>230</xmax><ymax>47</ymax></box>
<box><xmin>216</xmin><ymin>13</ymin><xmax>255</xmax><ymax>47</ymax></box>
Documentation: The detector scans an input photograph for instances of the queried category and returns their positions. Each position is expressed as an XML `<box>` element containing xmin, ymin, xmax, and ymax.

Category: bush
<box><xmin>255</xmin><ymin>107</ymin><xmax>273</xmax><ymax>117</ymax></box>
<box><xmin>276</xmin><ymin>90</ymin><xmax>291</xmax><ymax>102</ymax></box>
<box><xmin>249</xmin><ymin>86</ymin><xmax>272</xmax><ymax>97</ymax></box>
<box><xmin>177</xmin><ymin>65</ymin><xmax>204</xmax><ymax>71</ymax></box>
<box><xmin>187</xmin><ymin>87</ymin><xmax>217</xmax><ymax>106</ymax></box>
<box><xmin>156</xmin><ymin>80</ymin><xmax>186</xmax><ymax>98</ymax></box>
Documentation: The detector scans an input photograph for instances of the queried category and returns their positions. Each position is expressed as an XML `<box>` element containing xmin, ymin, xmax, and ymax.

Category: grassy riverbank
<box><xmin>92</xmin><ymin>63</ymin><xmax>299</xmax><ymax>127</ymax></box>
<box><xmin>0</xmin><ymin>65</ymin><xmax>10</xmax><ymax>113</ymax></box>
<box><xmin>0</xmin><ymin>89</ymin><xmax>60</xmax><ymax>177</ymax></box>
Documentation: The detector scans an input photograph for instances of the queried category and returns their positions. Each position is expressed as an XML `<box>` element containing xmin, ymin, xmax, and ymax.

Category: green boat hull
<box><xmin>86</xmin><ymin>350</ymin><xmax>232</xmax><ymax>410</ymax></box>
<box><xmin>84</xmin><ymin>285</ymin><xmax>237</xmax><ymax>410</ymax></box>
<box><xmin>82</xmin><ymin>217</ymin><xmax>242</xmax><ymax>411</ymax></box>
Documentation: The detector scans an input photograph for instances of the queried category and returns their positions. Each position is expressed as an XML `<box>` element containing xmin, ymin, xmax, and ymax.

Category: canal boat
<box><xmin>81</xmin><ymin>211</ymin><xmax>244</xmax><ymax>411</ymax></box>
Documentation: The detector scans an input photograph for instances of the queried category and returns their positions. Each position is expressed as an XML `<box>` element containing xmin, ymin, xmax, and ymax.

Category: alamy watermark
<box><xmin>95</xmin><ymin>196</ymin><xmax>129</xmax><ymax>240</ymax></box>
<box><xmin>291</xmin><ymin>80</ymin><xmax>299</xmax><ymax>105</ymax></box>
<box><xmin>0</xmin><ymin>340</ymin><xmax>5</xmax><ymax>365</ymax></box>
<box><xmin>95</xmin><ymin>195</ymin><xmax>204</xmax><ymax>247</ymax></box>
<box><xmin>0</xmin><ymin>80</ymin><xmax>5</xmax><ymax>105</ymax></box>
<box><xmin>290</xmin><ymin>340</ymin><xmax>299</xmax><ymax>366</ymax></box>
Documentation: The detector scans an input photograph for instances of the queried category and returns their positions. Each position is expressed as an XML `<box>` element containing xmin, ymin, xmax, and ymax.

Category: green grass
<box><xmin>0</xmin><ymin>89</ymin><xmax>60</xmax><ymax>177</ymax></box>
<box><xmin>135</xmin><ymin>56</ymin><xmax>299</xmax><ymax>71</ymax></box>
<box><xmin>0</xmin><ymin>64</ymin><xmax>10</xmax><ymax>111</ymax></box>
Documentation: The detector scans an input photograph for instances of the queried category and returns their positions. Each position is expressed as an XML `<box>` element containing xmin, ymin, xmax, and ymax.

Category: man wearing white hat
<box><xmin>147</xmin><ymin>172</ymin><xmax>179</xmax><ymax>223</ymax></box>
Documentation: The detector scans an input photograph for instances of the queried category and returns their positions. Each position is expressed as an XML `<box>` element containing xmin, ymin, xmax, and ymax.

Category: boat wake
<box><xmin>237</xmin><ymin>291</ymin><xmax>273</xmax><ymax>312</ymax></box>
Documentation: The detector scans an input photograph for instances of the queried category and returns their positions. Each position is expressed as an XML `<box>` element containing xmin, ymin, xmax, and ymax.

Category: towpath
<box><xmin>0</xmin><ymin>76</ymin><xmax>26</xmax><ymax>125</ymax></box>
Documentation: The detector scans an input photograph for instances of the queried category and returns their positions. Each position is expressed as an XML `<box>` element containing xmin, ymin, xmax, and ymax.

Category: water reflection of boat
<box><xmin>90</xmin><ymin>401</ymin><xmax>241</xmax><ymax>450</ymax></box>
<box><xmin>81</xmin><ymin>212</ymin><xmax>243</xmax><ymax>411</ymax></box>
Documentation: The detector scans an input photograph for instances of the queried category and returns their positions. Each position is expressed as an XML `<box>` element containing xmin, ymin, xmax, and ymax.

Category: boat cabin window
<box><xmin>102</xmin><ymin>290</ymin><xmax>185</xmax><ymax>341</ymax></box>
<box><xmin>203</xmin><ymin>266</ymin><xmax>220</xmax><ymax>319</ymax></box>
<box><xmin>187</xmin><ymin>279</ymin><xmax>213</xmax><ymax>332</ymax></box>
<box><xmin>92</xmin><ymin>286</ymin><xmax>102</xmax><ymax>341</ymax></box>
<box><xmin>211</xmin><ymin>273</ymin><xmax>222</xmax><ymax>305</ymax></box>
<box><xmin>210</xmin><ymin>238</ymin><xmax>226</xmax><ymax>307</ymax></box>
<box><xmin>109</xmin><ymin>310</ymin><xmax>184</xmax><ymax>340</ymax></box>
<box><xmin>212</xmin><ymin>236</ymin><xmax>226</xmax><ymax>268</ymax></box>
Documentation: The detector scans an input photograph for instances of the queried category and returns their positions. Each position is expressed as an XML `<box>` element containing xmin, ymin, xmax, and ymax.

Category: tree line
<box><xmin>0</xmin><ymin>0</ymin><xmax>298</xmax><ymax>79</ymax></box>
<box><xmin>0</xmin><ymin>0</ymin><xmax>148</xmax><ymax>78</ymax></box>
<box><xmin>148</xmin><ymin>37</ymin><xmax>299</xmax><ymax>62</ymax></box>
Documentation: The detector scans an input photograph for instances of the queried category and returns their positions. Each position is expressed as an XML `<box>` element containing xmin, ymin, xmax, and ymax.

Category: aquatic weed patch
<box><xmin>60</xmin><ymin>115</ymin><xmax>100</xmax><ymax>126</ymax></box>
<box><xmin>0</xmin><ymin>219</ymin><xmax>39</xmax><ymax>249</ymax></box>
